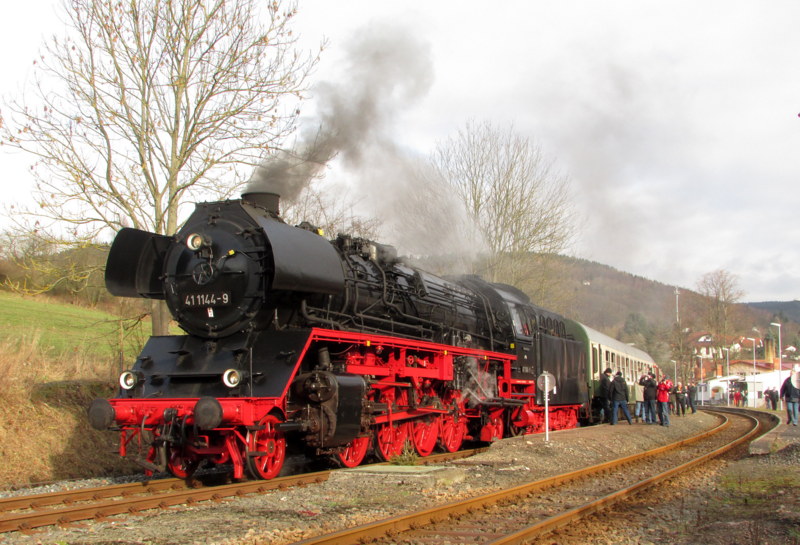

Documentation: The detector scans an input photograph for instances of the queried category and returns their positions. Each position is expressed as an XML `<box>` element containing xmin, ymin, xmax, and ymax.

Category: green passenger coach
<box><xmin>566</xmin><ymin>321</ymin><xmax>657</xmax><ymax>423</ymax></box>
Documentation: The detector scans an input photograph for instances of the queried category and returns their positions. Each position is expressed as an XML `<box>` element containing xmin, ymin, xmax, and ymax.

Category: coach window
<box><xmin>593</xmin><ymin>346</ymin><xmax>599</xmax><ymax>374</ymax></box>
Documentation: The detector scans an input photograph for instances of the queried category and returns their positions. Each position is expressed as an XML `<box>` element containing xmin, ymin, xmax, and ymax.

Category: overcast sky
<box><xmin>2</xmin><ymin>1</ymin><xmax>799</xmax><ymax>302</ymax></box>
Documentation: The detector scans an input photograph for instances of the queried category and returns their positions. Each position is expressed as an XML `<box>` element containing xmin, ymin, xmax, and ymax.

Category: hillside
<box><xmin>747</xmin><ymin>300</ymin><xmax>800</xmax><ymax>324</ymax></box>
<box><xmin>532</xmin><ymin>255</ymin><xmax>796</xmax><ymax>344</ymax></box>
<box><xmin>0</xmin><ymin>291</ymin><xmax>143</xmax><ymax>485</ymax></box>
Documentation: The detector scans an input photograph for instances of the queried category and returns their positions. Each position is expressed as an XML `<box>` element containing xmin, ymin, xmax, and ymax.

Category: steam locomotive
<box><xmin>88</xmin><ymin>188</ymin><xmax>655</xmax><ymax>480</ymax></box>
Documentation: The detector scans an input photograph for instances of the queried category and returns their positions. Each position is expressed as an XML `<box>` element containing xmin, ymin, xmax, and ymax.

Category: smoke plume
<box><xmin>248</xmin><ymin>21</ymin><xmax>485</xmax><ymax>263</ymax></box>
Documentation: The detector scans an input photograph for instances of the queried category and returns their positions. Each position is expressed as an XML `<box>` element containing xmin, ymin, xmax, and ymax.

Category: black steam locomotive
<box><xmin>89</xmin><ymin>188</ymin><xmax>602</xmax><ymax>480</ymax></box>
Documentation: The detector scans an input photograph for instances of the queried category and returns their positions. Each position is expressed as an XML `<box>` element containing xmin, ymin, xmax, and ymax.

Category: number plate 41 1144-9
<box><xmin>183</xmin><ymin>292</ymin><xmax>230</xmax><ymax>307</ymax></box>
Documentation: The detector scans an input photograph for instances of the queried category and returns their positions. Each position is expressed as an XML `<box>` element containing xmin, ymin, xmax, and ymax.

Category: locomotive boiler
<box><xmin>89</xmin><ymin>187</ymin><xmax>627</xmax><ymax>480</ymax></box>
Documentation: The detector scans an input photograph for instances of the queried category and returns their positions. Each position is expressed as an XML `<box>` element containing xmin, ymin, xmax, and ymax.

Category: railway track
<box><xmin>0</xmin><ymin>448</ymin><xmax>484</xmax><ymax>534</ymax></box>
<box><xmin>291</xmin><ymin>409</ymin><xmax>769</xmax><ymax>545</ymax></box>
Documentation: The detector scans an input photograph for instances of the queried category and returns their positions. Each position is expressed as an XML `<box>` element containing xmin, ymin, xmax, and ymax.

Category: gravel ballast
<box><xmin>1</xmin><ymin>411</ymin><xmax>795</xmax><ymax>545</ymax></box>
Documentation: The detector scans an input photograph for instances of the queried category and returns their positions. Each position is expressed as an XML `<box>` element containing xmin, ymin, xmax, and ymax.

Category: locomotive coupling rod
<box><xmin>480</xmin><ymin>398</ymin><xmax>528</xmax><ymax>407</ymax></box>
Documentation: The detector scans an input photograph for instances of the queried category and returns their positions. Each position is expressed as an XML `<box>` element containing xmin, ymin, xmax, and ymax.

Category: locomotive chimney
<box><xmin>242</xmin><ymin>162</ymin><xmax>282</xmax><ymax>215</ymax></box>
<box><xmin>241</xmin><ymin>189</ymin><xmax>280</xmax><ymax>215</ymax></box>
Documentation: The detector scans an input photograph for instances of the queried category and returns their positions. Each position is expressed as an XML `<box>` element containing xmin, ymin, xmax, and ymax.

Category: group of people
<box><xmin>597</xmin><ymin>367</ymin><xmax>697</xmax><ymax>427</ymax></box>
<box><xmin>597</xmin><ymin>363</ymin><xmax>800</xmax><ymax>429</ymax></box>
<box><xmin>763</xmin><ymin>387</ymin><xmax>780</xmax><ymax>410</ymax></box>
<box><xmin>731</xmin><ymin>389</ymin><xmax>748</xmax><ymax>407</ymax></box>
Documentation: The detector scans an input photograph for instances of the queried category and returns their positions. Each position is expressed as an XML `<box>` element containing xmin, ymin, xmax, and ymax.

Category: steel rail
<box><xmin>291</xmin><ymin>411</ymin><xmax>751</xmax><ymax>545</ymax></box>
<box><xmin>0</xmin><ymin>477</ymin><xmax>190</xmax><ymax>513</ymax></box>
<box><xmin>0</xmin><ymin>447</ymin><xmax>485</xmax><ymax>534</ymax></box>
<box><xmin>488</xmin><ymin>411</ymin><xmax>762</xmax><ymax>544</ymax></box>
<box><xmin>0</xmin><ymin>470</ymin><xmax>329</xmax><ymax>533</ymax></box>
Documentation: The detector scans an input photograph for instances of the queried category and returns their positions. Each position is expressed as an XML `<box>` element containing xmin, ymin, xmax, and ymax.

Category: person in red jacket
<box><xmin>657</xmin><ymin>375</ymin><xmax>673</xmax><ymax>427</ymax></box>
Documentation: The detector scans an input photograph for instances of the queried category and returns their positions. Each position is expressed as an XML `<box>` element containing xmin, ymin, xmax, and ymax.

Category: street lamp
<box><xmin>722</xmin><ymin>347</ymin><xmax>730</xmax><ymax>407</ymax></box>
<box><xmin>747</xmin><ymin>337</ymin><xmax>756</xmax><ymax>408</ymax></box>
<box><xmin>670</xmin><ymin>359</ymin><xmax>677</xmax><ymax>380</ymax></box>
<box><xmin>771</xmin><ymin>322</ymin><xmax>783</xmax><ymax>410</ymax></box>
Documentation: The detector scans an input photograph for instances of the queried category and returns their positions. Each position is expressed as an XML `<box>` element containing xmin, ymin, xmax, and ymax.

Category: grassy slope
<box><xmin>0</xmin><ymin>291</ymin><xmax>147</xmax><ymax>487</ymax></box>
<box><xmin>0</xmin><ymin>290</ymin><xmax>146</xmax><ymax>363</ymax></box>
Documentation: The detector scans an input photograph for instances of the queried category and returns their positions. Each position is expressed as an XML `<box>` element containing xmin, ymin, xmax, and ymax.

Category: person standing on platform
<box><xmin>640</xmin><ymin>373</ymin><xmax>658</xmax><ymax>424</ymax></box>
<box><xmin>780</xmin><ymin>365</ymin><xmax>800</xmax><ymax>426</ymax></box>
<box><xmin>657</xmin><ymin>375</ymin><xmax>673</xmax><ymax>427</ymax></box>
<box><xmin>686</xmin><ymin>382</ymin><xmax>697</xmax><ymax>414</ymax></box>
<box><xmin>675</xmin><ymin>382</ymin><xmax>687</xmax><ymax>416</ymax></box>
<box><xmin>633</xmin><ymin>376</ymin><xmax>645</xmax><ymax>423</ymax></box>
<box><xmin>610</xmin><ymin>372</ymin><xmax>633</xmax><ymax>425</ymax></box>
<box><xmin>599</xmin><ymin>367</ymin><xmax>613</xmax><ymax>423</ymax></box>
<box><xmin>771</xmin><ymin>387</ymin><xmax>780</xmax><ymax>410</ymax></box>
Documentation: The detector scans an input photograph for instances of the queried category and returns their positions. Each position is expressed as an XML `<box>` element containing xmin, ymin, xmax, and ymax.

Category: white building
<box><xmin>703</xmin><ymin>369</ymin><xmax>792</xmax><ymax>408</ymax></box>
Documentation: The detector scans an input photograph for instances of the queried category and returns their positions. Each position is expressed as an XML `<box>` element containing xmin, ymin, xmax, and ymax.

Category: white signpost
<box><xmin>537</xmin><ymin>372</ymin><xmax>557</xmax><ymax>442</ymax></box>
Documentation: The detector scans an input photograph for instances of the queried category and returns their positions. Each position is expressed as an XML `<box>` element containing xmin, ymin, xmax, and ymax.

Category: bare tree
<box><xmin>1</xmin><ymin>226</ymin><xmax>103</xmax><ymax>300</ymax></box>
<box><xmin>431</xmin><ymin>120</ymin><xmax>576</xmax><ymax>289</ymax></box>
<box><xmin>0</xmin><ymin>0</ymin><xmax>319</xmax><ymax>333</ymax></box>
<box><xmin>697</xmin><ymin>268</ymin><xmax>745</xmax><ymax>362</ymax></box>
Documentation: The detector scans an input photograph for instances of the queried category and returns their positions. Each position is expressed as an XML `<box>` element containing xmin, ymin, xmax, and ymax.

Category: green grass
<box><xmin>0</xmin><ymin>290</ymin><xmax>150</xmax><ymax>362</ymax></box>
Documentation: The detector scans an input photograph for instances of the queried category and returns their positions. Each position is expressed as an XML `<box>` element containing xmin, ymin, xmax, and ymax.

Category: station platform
<box><xmin>748</xmin><ymin>411</ymin><xmax>800</xmax><ymax>455</ymax></box>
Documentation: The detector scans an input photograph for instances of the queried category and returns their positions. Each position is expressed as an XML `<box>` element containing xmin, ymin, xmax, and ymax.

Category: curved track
<box><xmin>291</xmin><ymin>409</ymin><xmax>768</xmax><ymax>545</ymax></box>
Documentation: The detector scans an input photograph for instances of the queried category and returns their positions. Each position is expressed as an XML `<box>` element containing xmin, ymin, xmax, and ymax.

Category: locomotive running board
<box><xmin>307</xmin><ymin>327</ymin><xmax>517</xmax><ymax>382</ymax></box>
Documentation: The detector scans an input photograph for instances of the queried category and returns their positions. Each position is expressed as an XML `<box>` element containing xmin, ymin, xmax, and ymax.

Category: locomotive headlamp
<box><xmin>186</xmin><ymin>233</ymin><xmax>210</xmax><ymax>251</ymax></box>
<box><xmin>119</xmin><ymin>370</ymin><xmax>139</xmax><ymax>390</ymax></box>
<box><xmin>222</xmin><ymin>368</ymin><xmax>241</xmax><ymax>388</ymax></box>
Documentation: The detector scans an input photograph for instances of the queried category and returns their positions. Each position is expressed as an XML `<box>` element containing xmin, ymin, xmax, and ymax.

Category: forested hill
<box><xmin>538</xmin><ymin>255</ymin><xmax>786</xmax><ymax>341</ymax></box>
<box><xmin>541</xmin><ymin>256</ymin><xmax>677</xmax><ymax>334</ymax></box>
<box><xmin>747</xmin><ymin>300</ymin><xmax>800</xmax><ymax>324</ymax></box>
